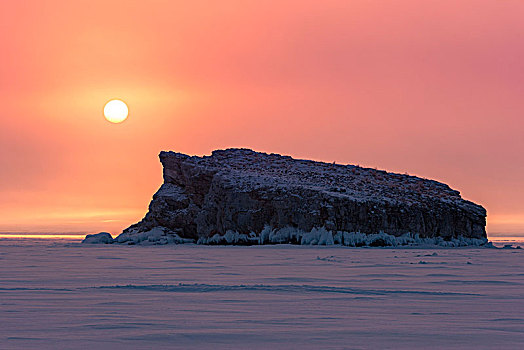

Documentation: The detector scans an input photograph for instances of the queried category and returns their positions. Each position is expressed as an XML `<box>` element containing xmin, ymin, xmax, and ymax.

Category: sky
<box><xmin>1</xmin><ymin>1</ymin><xmax>523</xmax><ymax>237</ymax></box>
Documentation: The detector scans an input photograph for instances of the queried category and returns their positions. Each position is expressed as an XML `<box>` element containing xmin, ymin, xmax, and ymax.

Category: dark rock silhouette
<box><xmin>116</xmin><ymin>148</ymin><xmax>486</xmax><ymax>245</ymax></box>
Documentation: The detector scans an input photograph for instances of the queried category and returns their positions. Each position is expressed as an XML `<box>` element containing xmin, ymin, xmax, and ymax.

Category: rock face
<box><xmin>117</xmin><ymin>148</ymin><xmax>487</xmax><ymax>245</ymax></box>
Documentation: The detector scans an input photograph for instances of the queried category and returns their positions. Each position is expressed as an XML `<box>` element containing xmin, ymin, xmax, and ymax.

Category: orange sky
<box><xmin>1</xmin><ymin>1</ymin><xmax>523</xmax><ymax>236</ymax></box>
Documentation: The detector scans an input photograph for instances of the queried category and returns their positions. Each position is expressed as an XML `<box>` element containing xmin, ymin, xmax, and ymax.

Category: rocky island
<box><xmin>86</xmin><ymin>149</ymin><xmax>488</xmax><ymax>246</ymax></box>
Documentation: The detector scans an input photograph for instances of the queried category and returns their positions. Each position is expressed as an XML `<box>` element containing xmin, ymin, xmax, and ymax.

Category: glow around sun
<box><xmin>104</xmin><ymin>99</ymin><xmax>128</xmax><ymax>123</ymax></box>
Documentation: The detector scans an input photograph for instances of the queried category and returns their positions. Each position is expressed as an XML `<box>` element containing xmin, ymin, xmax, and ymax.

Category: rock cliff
<box><xmin>116</xmin><ymin>148</ymin><xmax>487</xmax><ymax>246</ymax></box>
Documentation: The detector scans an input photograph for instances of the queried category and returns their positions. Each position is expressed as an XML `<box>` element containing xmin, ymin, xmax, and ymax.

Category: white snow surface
<box><xmin>1</xmin><ymin>238</ymin><xmax>523</xmax><ymax>349</ymax></box>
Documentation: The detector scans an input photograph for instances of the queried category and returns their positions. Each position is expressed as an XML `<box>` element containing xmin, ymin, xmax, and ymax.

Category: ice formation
<box><xmin>115</xmin><ymin>225</ymin><xmax>489</xmax><ymax>247</ymax></box>
<box><xmin>82</xmin><ymin>232</ymin><xmax>114</xmax><ymax>244</ymax></box>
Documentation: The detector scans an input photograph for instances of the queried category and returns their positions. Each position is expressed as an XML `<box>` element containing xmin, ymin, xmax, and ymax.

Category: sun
<box><xmin>104</xmin><ymin>99</ymin><xmax>128</xmax><ymax>123</ymax></box>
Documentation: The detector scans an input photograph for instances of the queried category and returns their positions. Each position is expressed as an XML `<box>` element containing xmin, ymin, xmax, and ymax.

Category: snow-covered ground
<box><xmin>1</xmin><ymin>238</ymin><xmax>523</xmax><ymax>349</ymax></box>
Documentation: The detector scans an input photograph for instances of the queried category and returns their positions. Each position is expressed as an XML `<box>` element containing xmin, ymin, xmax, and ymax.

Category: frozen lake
<box><xmin>1</xmin><ymin>238</ymin><xmax>523</xmax><ymax>349</ymax></box>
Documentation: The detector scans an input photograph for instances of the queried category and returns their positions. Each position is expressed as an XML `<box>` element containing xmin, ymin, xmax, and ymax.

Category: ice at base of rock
<box><xmin>112</xmin><ymin>225</ymin><xmax>490</xmax><ymax>247</ymax></box>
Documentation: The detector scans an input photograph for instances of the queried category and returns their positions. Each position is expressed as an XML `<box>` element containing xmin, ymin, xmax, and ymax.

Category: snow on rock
<box><xmin>82</xmin><ymin>232</ymin><xmax>114</xmax><ymax>244</ymax></box>
<box><xmin>115</xmin><ymin>148</ymin><xmax>487</xmax><ymax>245</ymax></box>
